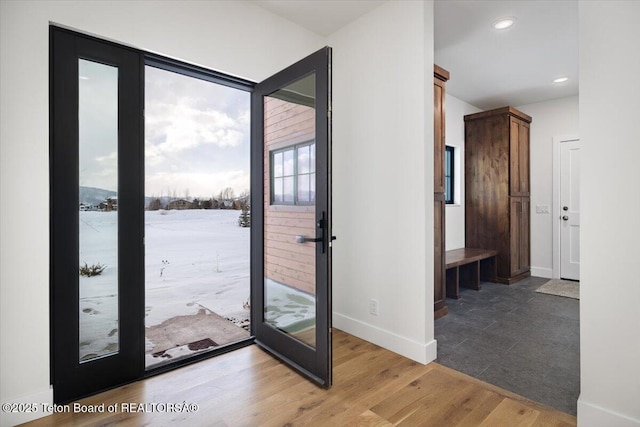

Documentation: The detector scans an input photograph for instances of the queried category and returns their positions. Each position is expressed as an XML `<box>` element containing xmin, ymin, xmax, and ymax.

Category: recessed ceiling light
<box><xmin>492</xmin><ymin>17</ymin><xmax>516</xmax><ymax>30</ymax></box>
<box><xmin>553</xmin><ymin>77</ymin><xmax>569</xmax><ymax>84</ymax></box>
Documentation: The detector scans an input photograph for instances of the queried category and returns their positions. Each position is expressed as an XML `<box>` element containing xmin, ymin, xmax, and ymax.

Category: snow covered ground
<box><xmin>79</xmin><ymin>209</ymin><xmax>250</xmax><ymax>362</ymax></box>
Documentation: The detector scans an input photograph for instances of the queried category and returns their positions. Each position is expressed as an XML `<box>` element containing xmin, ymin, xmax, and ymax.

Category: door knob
<box><xmin>563</xmin><ymin>206</ymin><xmax>569</xmax><ymax>211</ymax></box>
<box><xmin>562</xmin><ymin>216</ymin><xmax>569</xmax><ymax>221</ymax></box>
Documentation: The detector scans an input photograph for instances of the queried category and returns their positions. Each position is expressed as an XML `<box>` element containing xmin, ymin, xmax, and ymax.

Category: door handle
<box><xmin>296</xmin><ymin>235</ymin><xmax>322</xmax><ymax>244</ymax></box>
<box><xmin>295</xmin><ymin>212</ymin><xmax>333</xmax><ymax>252</ymax></box>
<box><xmin>562</xmin><ymin>216</ymin><xmax>569</xmax><ymax>221</ymax></box>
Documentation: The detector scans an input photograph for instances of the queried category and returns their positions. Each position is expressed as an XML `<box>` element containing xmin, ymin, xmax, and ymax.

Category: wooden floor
<box><xmin>25</xmin><ymin>330</ymin><xmax>576</xmax><ymax>426</ymax></box>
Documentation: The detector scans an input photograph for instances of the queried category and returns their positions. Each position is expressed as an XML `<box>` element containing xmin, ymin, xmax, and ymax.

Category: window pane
<box><xmin>78</xmin><ymin>58</ymin><xmax>119</xmax><ymax>362</ymax></box>
<box><xmin>283</xmin><ymin>176</ymin><xmax>294</xmax><ymax>203</ymax></box>
<box><xmin>144</xmin><ymin>65</ymin><xmax>251</xmax><ymax>368</ymax></box>
<box><xmin>298</xmin><ymin>174</ymin><xmax>310</xmax><ymax>202</ymax></box>
<box><xmin>298</xmin><ymin>145</ymin><xmax>310</xmax><ymax>174</ymax></box>
<box><xmin>310</xmin><ymin>143</ymin><xmax>316</xmax><ymax>173</ymax></box>
<box><xmin>445</xmin><ymin>146</ymin><xmax>454</xmax><ymax>204</ymax></box>
<box><xmin>274</xmin><ymin>152</ymin><xmax>283</xmax><ymax>178</ymax></box>
<box><xmin>263</xmin><ymin>72</ymin><xmax>317</xmax><ymax>347</ymax></box>
<box><xmin>310</xmin><ymin>172</ymin><xmax>316</xmax><ymax>202</ymax></box>
<box><xmin>273</xmin><ymin>177</ymin><xmax>283</xmax><ymax>202</ymax></box>
<box><xmin>445</xmin><ymin>149</ymin><xmax>451</xmax><ymax>176</ymax></box>
<box><xmin>283</xmin><ymin>149</ymin><xmax>294</xmax><ymax>176</ymax></box>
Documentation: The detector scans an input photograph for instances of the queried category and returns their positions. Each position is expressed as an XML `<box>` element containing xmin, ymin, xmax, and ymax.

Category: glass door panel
<box><xmin>264</xmin><ymin>73</ymin><xmax>317</xmax><ymax>348</ymax></box>
<box><xmin>78</xmin><ymin>59</ymin><xmax>120</xmax><ymax>362</ymax></box>
<box><xmin>144</xmin><ymin>64</ymin><xmax>251</xmax><ymax>369</ymax></box>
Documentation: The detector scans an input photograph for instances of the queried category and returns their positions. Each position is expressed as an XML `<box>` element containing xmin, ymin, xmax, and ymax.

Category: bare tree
<box><xmin>217</xmin><ymin>187</ymin><xmax>234</xmax><ymax>209</ymax></box>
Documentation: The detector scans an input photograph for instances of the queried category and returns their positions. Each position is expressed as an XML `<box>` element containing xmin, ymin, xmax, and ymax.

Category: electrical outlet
<box><xmin>370</xmin><ymin>298</ymin><xmax>379</xmax><ymax>315</ymax></box>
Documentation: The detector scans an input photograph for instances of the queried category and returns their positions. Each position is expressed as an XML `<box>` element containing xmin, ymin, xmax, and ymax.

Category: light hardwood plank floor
<box><xmin>24</xmin><ymin>330</ymin><xmax>576</xmax><ymax>426</ymax></box>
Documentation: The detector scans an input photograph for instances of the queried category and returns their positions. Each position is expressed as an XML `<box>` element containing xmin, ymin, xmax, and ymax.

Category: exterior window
<box><xmin>271</xmin><ymin>142</ymin><xmax>315</xmax><ymax>205</ymax></box>
<box><xmin>445</xmin><ymin>145</ymin><xmax>454</xmax><ymax>204</ymax></box>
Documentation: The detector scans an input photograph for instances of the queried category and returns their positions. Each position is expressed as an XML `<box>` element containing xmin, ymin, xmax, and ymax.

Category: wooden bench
<box><xmin>445</xmin><ymin>248</ymin><xmax>498</xmax><ymax>299</ymax></box>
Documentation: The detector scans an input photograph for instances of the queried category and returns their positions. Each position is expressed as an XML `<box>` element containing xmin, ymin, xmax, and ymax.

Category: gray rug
<box><xmin>536</xmin><ymin>279</ymin><xmax>580</xmax><ymax>299</ymax></box>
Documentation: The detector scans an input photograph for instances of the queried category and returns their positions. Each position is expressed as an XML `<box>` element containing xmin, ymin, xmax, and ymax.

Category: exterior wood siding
<box><xmin>264</xmin><ymin>96</ymin><xmax>316</xmax><ymax>295</ymax></box>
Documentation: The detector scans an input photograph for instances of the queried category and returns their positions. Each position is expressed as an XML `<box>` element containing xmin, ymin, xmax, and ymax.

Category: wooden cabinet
<box><xmin>464</xmin><ymin>107</ymin><xmax>532</xmax><ymax>284</ymax></box>
<box><xmin>434</xmin><ymin>65</ymin><xmax>449</xmax><ymax>318</ymax></box>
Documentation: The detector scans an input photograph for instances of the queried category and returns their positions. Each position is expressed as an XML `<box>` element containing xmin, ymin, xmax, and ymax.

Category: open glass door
<box><xmin>251</xmin><ymin>47</ymin><xmax>333</xmax><ymax>386</ymax></box>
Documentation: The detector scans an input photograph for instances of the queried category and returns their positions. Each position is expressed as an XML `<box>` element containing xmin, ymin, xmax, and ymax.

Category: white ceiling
<box><xmin>435</xmin><ymin>1</ymin><xmax>578</xmax><ymax>109</ymax></box>
<box><xmin>252</xmin><ymin>0</ymin><xmax>579</xmax><ymax>110</ymax></box>
<box><xmin>252</xmin><ymin>1</ymin><xmax>385</xmax><ymax>37</ymax></box>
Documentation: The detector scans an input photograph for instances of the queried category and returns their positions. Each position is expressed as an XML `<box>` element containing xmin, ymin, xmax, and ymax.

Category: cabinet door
<box><xmin>509</xmin><ymin>118</ymin><xmax>530</xmax><ymax>196</ymax></box>
<box><xmin>434</xmin><ymin>194</ymin><xmax>447</xmax><ymax>318</ymax></box>
<box><xmin>520</xmin><ymin>198</ymin><xmax>530</xmax><ymax>272</ymax></box>
<box><xmin>434</xmin><ymin>79</ymin><xmax>446</xmax><ymax>193</ymax></box>
<box><xmin>509</xmin><ymin>198</ymin><xmax>523</xmax><ymax>276</ymax></box>
<box><xmin>518</xmin><ymin>122</ymin><xmax>530</xmax><ymax>196</ymax></box>
<box><xmin>509</xmin><ymin>197</ymin><xmax>530</xmax><ymax>276</ymax></box>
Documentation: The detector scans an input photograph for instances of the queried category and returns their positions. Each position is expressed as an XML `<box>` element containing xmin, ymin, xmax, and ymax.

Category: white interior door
<box><xmin>560</xmin><ymin>139</ymin><xmax>580</xmax><ymax>280</ymax></box>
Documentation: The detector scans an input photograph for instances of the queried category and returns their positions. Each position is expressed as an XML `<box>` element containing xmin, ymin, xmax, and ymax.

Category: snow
<box><xmin>79</xmin><ymin>209</ymin><xmax>250</xmax><ymax>362</ymax></box>
<box><xmin>264</xmin><ymin>278</ymin><xmax>315</xmax><ymax>333</ymax></box>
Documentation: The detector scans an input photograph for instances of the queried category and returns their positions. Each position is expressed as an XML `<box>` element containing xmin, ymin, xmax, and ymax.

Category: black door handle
<box><xmin>296</xmin><ymin>213</ymin><xmax>334</xmax><ymax>252</ymax></box>
<box><xmin>295</xmin><ymin>235</ymin><xmax>322</xmax><ymax>244</ymax></box>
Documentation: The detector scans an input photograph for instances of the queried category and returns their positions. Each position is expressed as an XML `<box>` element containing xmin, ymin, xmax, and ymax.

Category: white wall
<box><xmin>329</xmin><ymin>0</ymin><xmax>436</xmax><ymax>363</ymax></box>
<box><xmin>516</xmin><ymin>96</ymin><xmax>579</xmax><ymax>278</ymax></box>
<box><xmin>0</xmin><ymin>1</ymin><xmax>324</xmax><ymax>425</ymax></box>
<box><xmin>444</xmin><ymin>94</ymin><xmax>480</xmax><ymax>250</ymax></box>
<box><xmin>578</xmin><ymin>2</ymin><xmax>640</xmax><ymax>426</ymax></box>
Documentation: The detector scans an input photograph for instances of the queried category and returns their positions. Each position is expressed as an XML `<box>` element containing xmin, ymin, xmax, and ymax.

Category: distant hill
<box><xmin>79</xmin><ymin>186</ymin><xmax>117</xmax><ymax>206</ymax></box>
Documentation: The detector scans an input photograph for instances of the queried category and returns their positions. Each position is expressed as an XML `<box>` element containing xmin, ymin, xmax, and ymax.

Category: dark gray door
<box><xmin>251</xmin><ymin>47</ymin><xmax>333</xmax><ymax>387</ymax></box>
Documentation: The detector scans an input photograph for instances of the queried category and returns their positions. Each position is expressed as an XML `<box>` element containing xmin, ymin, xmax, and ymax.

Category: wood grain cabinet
<box><xmin>464</xmin><ymin>107</ymin><xmax>532</xmax><ymax>284</ymax></box>
<box><xmin>434</xmin><ymin>65</ymin><xmax>449</xmax><ymax>318</ymax></box>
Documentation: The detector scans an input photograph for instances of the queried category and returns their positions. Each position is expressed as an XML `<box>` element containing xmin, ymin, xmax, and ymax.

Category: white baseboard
<box><xmin>530</xmin><ymin>267</ymin><xmax>553</xmax><ymax>279</ymax></box>
<box><xmin>0</xmin><ymin>386</ymin><xmax>53</xmax><ymax>426</ymax></box>
<box><xmin>333</xmin><ymin>312</ymin><xmax>437</xmax><ymax>364</ymax></box>
<box><xmin>578</xmin><ymin>397</ymin><xmax>640</xmax><ymax>427</ymax></box>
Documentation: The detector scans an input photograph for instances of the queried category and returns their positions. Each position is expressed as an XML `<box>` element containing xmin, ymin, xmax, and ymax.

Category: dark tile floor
<box><xmin>435</xmin><ymin>276</ymin><xmax>580</xmax><ymax>415</ymax></box>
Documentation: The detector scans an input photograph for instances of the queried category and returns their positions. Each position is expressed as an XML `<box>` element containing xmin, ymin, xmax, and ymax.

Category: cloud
<box><xmin>143</xmin><ymin>66</ymin><xmax>250</xmax><ymax>196</ymax></box>
<box><xmin>96</xmin><ymin>151</ymin><xmax>117</xmax><ymax>163</ymax></box>
<box><xmin>146</xmin><ymin>102</ymin><xmax>244</xmax><ymax>154</ymax></box>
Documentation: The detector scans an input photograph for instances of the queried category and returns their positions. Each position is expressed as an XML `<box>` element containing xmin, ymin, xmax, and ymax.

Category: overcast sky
<box><xmin>78</xmin><ymin>60</ymin><xmax>251</xmax><ymax>199</ymax></box>
<box><xmin>79</xmin><ymin>59</ymin><xmax>118</xmax><ymax>192</ymax></box>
